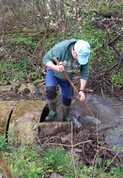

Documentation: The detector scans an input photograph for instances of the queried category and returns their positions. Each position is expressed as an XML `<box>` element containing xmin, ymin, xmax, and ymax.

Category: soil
<box><xmin>37</xmin><ymin>122</ymin><xmax>122</xmax><ymax>167</ymax></box>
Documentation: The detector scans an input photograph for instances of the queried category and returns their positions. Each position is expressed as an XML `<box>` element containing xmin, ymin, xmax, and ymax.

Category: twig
<box><xmin>27</xmin><ymin>32</ymin><xmax>47</xmax><ymax>74</ymax></box>
<box><xmin>91</xmin><ymin>112</ymin><xmax>100</xmax><ymax>178</ymax></box>
<box><xmin>104</xmin><ymin>151</ymin><xmax>120</xmax><ymax>172</ymax></box>
<box><xmin>30</xmin><ymin>37</ymin><xmax>44</xmax><ymax>62</ymax></box>
<box><xmin>108</xmin><ymin>31</ymin><xmax>123</xmax><ymax>46</ymax></box>
<box><xmin>72</xmin><ymin>140</ymin><xmax>92</xmax><ymax>147</ymax></box>
<box><xmin>91</xmin><ymin>149</ymin><xmax>100</xmax><ymax>178</ymax></box>
<box><xmin>41</xmin><ymin>139</ymin><xmax>92</xmax><ymax>148</ymax></box>
<box><xmin>96</xmin><ymin>145</ymin><xmax>122</xmax><ymax>165</ymax></box>
<box><xmin>70</xmin><ymin>121</ymin><xmax>77</xmax><ymax>178</ymax></box>
<box><xmin>107</xmin><ymin>29</ymin><xmax>123</xmax><ymax>58</ymax></box>
<box><xmin>93</xmin><ymin>63</ymin><xmax>119</xmax><ymax>80</ymax></box>
<box><xmin>97</xmin><ymin>145</ymin><xmax>123</xmax><ymax>155</ymax></box>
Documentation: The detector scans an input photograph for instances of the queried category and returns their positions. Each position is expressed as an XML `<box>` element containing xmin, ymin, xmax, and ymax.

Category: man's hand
<box><xmin>55</xmin><ymin>63</ymin><xmax>64</xmax><ymax>72</ymax></box>
<box><xmin>78</xmin><ymin>91</ymin><xmax>85</xmax><ymax>102</ymax></box>
<box><xmin>46</xmin><ymin>61</ymin><xmax>64</xmax><ymax>72</ymax></box>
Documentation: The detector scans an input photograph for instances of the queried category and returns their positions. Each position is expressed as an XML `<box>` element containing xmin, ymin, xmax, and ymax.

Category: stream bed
<box><xmin>0</xmin><ymin>85</ymin><xmax>123</xmax><ymax>162</ymax></box>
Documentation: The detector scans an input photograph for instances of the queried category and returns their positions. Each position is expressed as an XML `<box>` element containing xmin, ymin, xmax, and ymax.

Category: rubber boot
<box><xmin>62</xmin><ymin>105</ymin><xmax>70</xmax><ymax>121</ymax></box>
<box><xmin>46</xmin><ymin>98</ymin><xmax>57</xmax><ymax>121</ymax></box>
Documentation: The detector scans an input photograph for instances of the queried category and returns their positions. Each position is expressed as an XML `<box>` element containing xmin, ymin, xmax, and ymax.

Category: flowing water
<box><xmin>79</xmin><ymin>94</ymin><xmax>123</xmax><ymax>152</ymax></box>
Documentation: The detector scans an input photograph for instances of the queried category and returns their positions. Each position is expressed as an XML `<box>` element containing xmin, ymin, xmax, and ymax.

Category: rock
<box><xmin>61</xmin><ymin>133</ymin><xmax>71</xmax><ymax>143</ymax></box>
<box><xmin>17</xmin><ymin>83</ymin><xmax>36</xmax><ymax>95</ymax></box>
<box><xmin>10</xmin><ymin>81</ymin><xmax>21</xmax><ymax>92</ymax></box>
<box><xmin>0</xmin><ymin>85</ymin><xmax>13</xmax><ymax>92</ymax></box>
<box><xmin>15</xmin><ymin>111</ymin><xmax>41</xmax><ymax>144</ymax></box>
<box><xmin>13</xmin><ymin>100</ymin><xmax>46</xmax><ymax>144</ymax></box>
<box><xmin>38</xmin><ymin>122</ymin><xmax>71</xmax><ymax>137</ymax></box>
<box><xmin>17</xmin><ymin>83</ymin><xmax>30</xmax><ymax>94</ymax></box>
<box><xmin>105</xmin><ymin>128</ymin><xmax>123</xmax><ymax>147</ymax></box>
<box><xmin>33</xmin><ymin>79</ymin><xmax>45</xmax><ymax>98</ymax></box>
<box><xmin>33</xmin><ymin>79</ymin><xmax>43</xmax><ymax>85</ymax></box>
<box><xmin>0</xmin><ymin>100</ymin><xmax>17</xmax><ymax>134</ymax></box>
<box><xmin>50</xmin><ymin>172</ymin><xmax>64</xmax><ymax>178</ymax></box>
<box><xmin>27</xmin><ymin>83</ymin><xmax>37</xmax><ymax>95</ymax></box>
<box><xmin>0</xmin><ymin>47</ymin><xmax>7</xmax><ymax>59</ymax></box>
<box><xmin>0</xmin><ymin>173</ymin><xmax>3</xmax><ymax>178</ymax></box>
<box><xmin>79</xmin><ymin>115</ymin><xmax>101</xmax><ymax>126</ymax></box>
<box><xmin>74</xmin><ymin>148</ymin><xmax>83</xmax><ymax>153</ymax></box>
<box><xmin>0</xmin><ymin>100</ymin><xmax>46</xmax><ymax>144</ymax></box>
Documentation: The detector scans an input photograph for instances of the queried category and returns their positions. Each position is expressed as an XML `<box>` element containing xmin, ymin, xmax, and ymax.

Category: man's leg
<box><xmin>45</xmin><ymin>70</ymin><xmax>57</xmax><ymax>120</ymax></box>
<box><xmin>62</xmin><ymin>97</ymin><xmax>72</xmax><ymax>121</ymax></box>
<box><xmin>58</xmin><ymin>79</ymin><xmax>74</xmax><ymax>121</ymax></box>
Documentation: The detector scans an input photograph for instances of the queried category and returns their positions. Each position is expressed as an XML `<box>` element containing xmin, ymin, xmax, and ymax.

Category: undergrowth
<box><xmin>0</xmin><ymin>58</ymin><xmax>38</xmax><ymax>82</ymax></box>
<box><xmin>0</xmin><ymin>136</ymin><xmax>123</xmax><ymax>178</ymax></box>
<box><xmin>6</xmin><ymin>145</ymin><xmax>123</xmax><ymax>178</ymax></box>
<box><xmin>0</xmin><ymin>3</ymin><xmax>122</xmax><ymax>87</ymax></box>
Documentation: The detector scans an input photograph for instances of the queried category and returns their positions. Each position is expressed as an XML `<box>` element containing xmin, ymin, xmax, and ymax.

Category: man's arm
<box><xmin>46</xmin><ymin>61</ymin><xmax>64</xmax><ymax>72</ymax></box>
<box><xmin>79</xmin><ymin>64</ymin><xmax>89</xmax><ymax>101</ymax></box>
<box><xmin>79</xmin><ymin>79</ymin><xmax>87</xmax><ymax>102</ymax></box>
<box><xmin>80</xmin><ymin>79</ymin><xmax>87</xmax><ymax>91</ymax></box>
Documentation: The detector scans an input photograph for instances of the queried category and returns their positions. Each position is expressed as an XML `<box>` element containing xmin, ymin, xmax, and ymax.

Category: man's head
<box><xmin>72</xmin><ymin>40</ymin><xmax>90</xmax><ymax>65</ymax></box>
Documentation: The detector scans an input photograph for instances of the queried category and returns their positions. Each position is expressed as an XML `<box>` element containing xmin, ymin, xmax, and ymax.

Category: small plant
<box><xmin>8</xmin><ymin>146</ymin><xmax>77</xmax><ymax>178</ymax></box>
<box><xmin>42</xmin><ymin>147</ymin><xmax>74</xmax><ymax>176</ymax></box>
<box><xmin>8</xmin><ymin>146</ymin><xmax>44</xmax><ymax>178</ymax></box>
<box><xmin>110</xmin><ymin>167</ymin><xmax>123</xmax><ymax>178</ymax></box>
<box><xmin>10</xmin><ymin>34</ymin><xmax>37</xmax><ymax>49</ymax></box>
<box><xmin>6</xmin><ymin>145</ymin><xmax>123</xmax><ymax>178</ymax></box>
<box><xmin>112</xmin><ymin>69</ymin><xmax>123</xmax><ymax>87</ymax></box>
<box><xmin>0</xmin><ymin>58</ymin><xmax>38</xmax><ymax>82</ymax></box>
<box><xmin>0</xmin><ymin>135</ymin><xmax>8</xmax><ymax>152</ymax></box>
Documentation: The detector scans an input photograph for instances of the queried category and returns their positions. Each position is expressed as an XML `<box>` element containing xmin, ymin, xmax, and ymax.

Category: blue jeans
<box><xmin>45</xmin><ymin>70</ymin><xmax>74</xmax><ymax>105</ymax></box>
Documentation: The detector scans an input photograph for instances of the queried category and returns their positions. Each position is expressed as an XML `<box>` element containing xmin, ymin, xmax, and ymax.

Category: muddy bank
<box><xmin>0</xmin><ymin>93</ymin><xmax>123</xmax><ymax>149</ymax></box>
<box><xmin>37</xmin><ymin>94</ymin><xmax>123</xmax><ymax>165</ymax></box>
<box><xmin>0</xmin><ymin>85</ymin><xmax>123</xmax><ymax>165</ymax></box>
<box><xmin>37</xmin><ymin>122</ymin><xmax>122</xmax><ymax>167</ymax></box>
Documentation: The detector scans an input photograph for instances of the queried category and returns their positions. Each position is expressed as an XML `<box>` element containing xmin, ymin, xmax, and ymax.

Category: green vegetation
<box><xmin>112</xmin><ymin>68</ymin><xmax>123</xmax><ymax>87</ymax></box>
<box><xmin>0</xmin><ymin>1</ymin><xmax>123</xmax><ymax>178</ymax></box>
<box><xmin>8</xmin><ymin>146</ymin><xmax>73</xmax><ymax>178</ymax></box>
<box><xmin>0</xmin><ymin>136</ymin><xmax>122</xmax><ymax>178</ymax></box>
<box><xmin>42</xmin><ymin>147</ymin><xmax>74</xmax><ymax>176</ymax></box>
<box><xmin>0</xmin><ymin>135</ymin><xmax>8</xmax><ymax>151</ymax></box>
<box><xmin>10</xmin><ymin>34</ymin><xmax>37</xmax><ymax>49</ymax></box>
<box><xmin>4</xmin><ymin>145</ymin><xmax>123</xmax><ymax>178</ymax></box>
<box><xmin>0</xmin><ymin>3</ymin><xmax>122</xmax><ymax>87</ymax></box>
<box><xmin>8</xmin><ymin>146</ymin><xmax>43</xmax><ymax>178</ymax></box>
<box><xmin>0</xmin><ymin>58</ymin><xmax>37</xmax><ymax>81</ymax></box>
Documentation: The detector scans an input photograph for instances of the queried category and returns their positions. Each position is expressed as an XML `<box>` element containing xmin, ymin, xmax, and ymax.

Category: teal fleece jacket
<box><xmin>43</xmin><ymin>39</ymin><xmax>89</xmax><ymax>80</ymax></box>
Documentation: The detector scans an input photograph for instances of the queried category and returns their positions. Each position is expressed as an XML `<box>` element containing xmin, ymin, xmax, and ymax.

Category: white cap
<box><xmin>74</xmin><ymin>40</ymin><xmax>90</xmax><ymax>65</ymax></box>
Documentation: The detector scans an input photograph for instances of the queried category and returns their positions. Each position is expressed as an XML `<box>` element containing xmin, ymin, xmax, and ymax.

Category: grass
<box><xmin>6</xmin><ymin>145</ymin><xmax>123</xmax><ymax>178</ymax></box>
<box><xmin>10</xmin><ymin>34</ymin><xmax>37</xmax><ymax>49</ymax></box>
<box><xmin>0</xmin><ymin>135</ymin><xmax>8</xmax><ymax>151</ymax></box>
<box><xmin>7</xmin><ymin>146</ymin><xmax>74</xmax><ymax>178</ymax></box>
<box><xmin>0</xmin><ymin>136</ymin><xmax>122</xmax><ymax>178</ymax></box>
